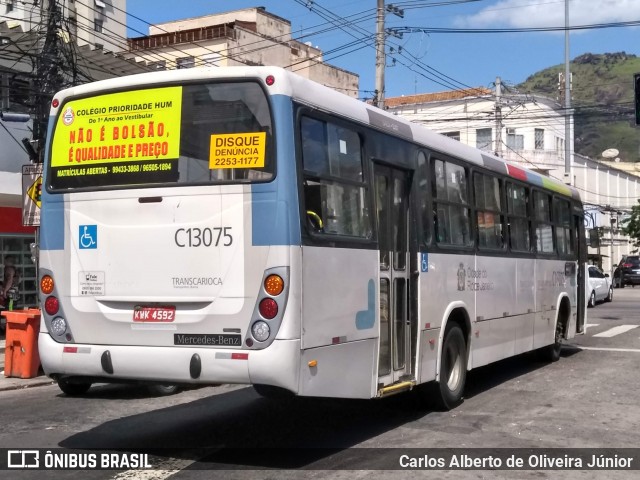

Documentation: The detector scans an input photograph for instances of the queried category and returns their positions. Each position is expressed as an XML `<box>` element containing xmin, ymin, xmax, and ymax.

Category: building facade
<box><xmin>127</xmin><ymin>7</ymin><xmax>359</xmax><ymax>98</ymax></box>
<box><xmin>1</xmin><ymin>0</ymin><xmax>127</xmax><ymax>52</ymax></box>
<box><xmin>386</xmin><ymin>88</ymin><xmax>640</xmax><ymax>274</ymax></box>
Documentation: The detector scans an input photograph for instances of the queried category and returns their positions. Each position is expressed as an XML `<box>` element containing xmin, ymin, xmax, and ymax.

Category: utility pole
<box><xmin>33</xmin><ymin>0</ymin><xmax>66</xmax><ymax>163</ymax></box>
<box><xmin>495</xmin><ymin>76</ymin><xmax>502</xmax><ymax>157</ymax></box>
<box><xmin>374</xmin><ymin>0</ymin><xmax>385</xmax><ymax>108</ymax></box>
<box><xmin>374</xmin><ymin>1</ymin><xmax>403</xmax><ymax>109</ymax></box>
<box><xmin>563</xmin><ymin>0</ymin><xmax>572</xmax><ymax>184</ymax></box>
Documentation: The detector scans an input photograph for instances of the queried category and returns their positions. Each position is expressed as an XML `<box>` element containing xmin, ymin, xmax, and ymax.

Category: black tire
<box><xmin>605</xmin><ymin>287</ymin><xmax>613</xmax><ymax>303</ymax></box>
<box><xmin>57</xmin><ymin>378</ymin><xmax>92</xmax><ymax>396</ymax></box>
<box><xmin>539</xmin><ymin>318</ymin><xmax>563</xmax><ymax>363</ymax></box>
<box><xmin>433</xmin><ymin>324</ymin><xmax>467</xmax><ymax>411</ymax></box>
<box><xmin>587</xmin><ymin>291</ymin><xmax>596</xmax><ymax>308</ymax></box>
<box><xmin>147</xmin><ymin>384</ymin><xmax>179</xmax><ymax>396</ymax></box>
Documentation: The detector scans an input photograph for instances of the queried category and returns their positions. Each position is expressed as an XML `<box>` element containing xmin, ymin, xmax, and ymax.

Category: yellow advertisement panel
<box><xmin>209</xmin><ymin>132</ymin><xmax>266</xmax><ymax>169</ymax></box>
<box><xmin>51</xmin><ymin>87</ymin><xmax>183</xmax><ymax>167</ymax></box>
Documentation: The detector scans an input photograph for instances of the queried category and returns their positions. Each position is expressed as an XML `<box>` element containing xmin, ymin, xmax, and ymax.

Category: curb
<box><xmin>0</xmin><ymin>377</ymin><xmax>54</xmax><ymax>392</ymax></box>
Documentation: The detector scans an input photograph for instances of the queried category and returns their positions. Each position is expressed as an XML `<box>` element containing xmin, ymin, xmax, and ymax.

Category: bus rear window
<box><xmin>48</xmin><ymin>81</ymin><xmax>274</xmax><ymax>190</ymax></box>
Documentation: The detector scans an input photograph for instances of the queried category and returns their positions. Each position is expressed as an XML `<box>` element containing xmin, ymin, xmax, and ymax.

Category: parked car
<box><xmin>587</xmin><ymin>265</ymin><xmax>613</xmax><ymax>307</ymax></box>
<box><xmin>612</xmin><ymin>255</ymin><xmax>640</xmax><ymax>288</ymax></box>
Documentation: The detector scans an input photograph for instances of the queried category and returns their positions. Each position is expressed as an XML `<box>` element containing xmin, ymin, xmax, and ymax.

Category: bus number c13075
<box><xmin>174</xmin><ymin>227</ymin><xmax>233</xmax><ymax>247</ymax></box>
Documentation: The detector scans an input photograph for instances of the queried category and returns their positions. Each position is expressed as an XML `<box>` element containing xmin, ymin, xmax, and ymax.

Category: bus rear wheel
<box><xmin>57</xmin><ymin>378</ymin><xmax>92</xmax><ymax>396</ymax></box>
<box><xmin>147</xmin><ymin>384</ymin><xmax>179</xmax><ymax>396</ymax></box>
<box><xmin>432</xmin><ymin>324</ymin><xmax>467</xmax><ymax>410</ymax></box>
<box><xmin>539</xmin><ymin>319</ymin><xmax>563</xmax><ymax>363</ymax></box>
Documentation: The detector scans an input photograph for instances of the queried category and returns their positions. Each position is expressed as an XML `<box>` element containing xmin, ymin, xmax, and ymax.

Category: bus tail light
<box><xmin>247</xmin><ymin>267</ymin><xmax>289</xmax><ymax>348</ymax></box>
<box><xmin>259</xmin><ymin>298</ymin><xmax>278</xmax><ymax>319</ymax></box>
<box><xmin>50</xmin><ymin>317</ymin><xmax>67</xmax><ymax>335</ymax></box>
<box><xmin>264</xmin><ymin>274</ymin><xmax>284</xmax><ymax>296</ymax></box>
<box><xmin>44</xmin><ymin>296</ymin><xmax>59</xmax><ymax>315</ymax></box>
<box><xmin>40</xmin><ymin>275</ymin><xmax>55</xmax><ymax>294</ymax></box>
<box><xmin>252</xmin><ymin>321</ymin><xmax>270</xmax><ymax>342</ymax></box>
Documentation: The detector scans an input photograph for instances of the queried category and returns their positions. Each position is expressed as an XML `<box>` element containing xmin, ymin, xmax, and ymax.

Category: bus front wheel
<box><xmin>433</xmin><ymin>324</ymin><xmax>467</xmax><ymax>410</ymax></box>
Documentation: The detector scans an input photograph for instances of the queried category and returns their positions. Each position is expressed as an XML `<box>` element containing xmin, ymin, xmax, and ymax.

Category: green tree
<box><xmin>622</xmin><ymin>199</ymin><xmax>640</xmax><ymax>252</ymax></box>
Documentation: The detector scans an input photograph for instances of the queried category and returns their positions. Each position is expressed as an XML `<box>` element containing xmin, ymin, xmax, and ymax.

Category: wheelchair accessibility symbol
<box><xmin>79</xmin><ymin>225</ymin><xmax>97</xmax><ymax>249</ymax></box>
<box><xmin>421</xmin><ymin>253</ymin><xmax>429</xmax><ymax>272</ymax></box>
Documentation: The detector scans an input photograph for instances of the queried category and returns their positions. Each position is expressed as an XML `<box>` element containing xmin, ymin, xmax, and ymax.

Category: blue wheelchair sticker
<box><xmin>421</xmin><ymin>253</ymin><xmax>428</xmax><ymax>272</ymax></box>
<box><xmin>79</xmin><ymin>225</ymin><xmax>97</xmax><ymax>249</ymax></box>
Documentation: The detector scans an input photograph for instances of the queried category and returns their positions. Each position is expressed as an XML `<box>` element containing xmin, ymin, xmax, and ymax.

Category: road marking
<box><xmin>592</xmin><ymin>325</ymin><xmax>639</xmax><ymax>338</ymax></box>
<box><xmin>576</xmin><ymin>346</ymin><xmax>640</xmax><ymax>353</ymax></box>
<box><xmin>584</xmin><ymin>323</ymin><xmax>599</xmax><ymax>330</ymax></box>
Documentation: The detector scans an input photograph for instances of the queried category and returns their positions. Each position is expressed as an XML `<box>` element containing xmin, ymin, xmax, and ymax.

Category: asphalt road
<box><xmin>0</xmin><ymin>287</ymin><xmax>639</xmax><ymax>479</ymax></box>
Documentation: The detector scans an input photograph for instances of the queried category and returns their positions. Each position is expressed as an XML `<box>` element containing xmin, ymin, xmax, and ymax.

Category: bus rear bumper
<box><xmin>38</xmin><ymin>333</ymin><xmax>301</xmax><ymax>391</ymax></box>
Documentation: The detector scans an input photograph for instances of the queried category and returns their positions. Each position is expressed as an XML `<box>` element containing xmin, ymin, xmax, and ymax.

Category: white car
<box><xmin>587</xmin><ymin>265</ymin><xmax>613</xmax><ymax>307</ymax></box>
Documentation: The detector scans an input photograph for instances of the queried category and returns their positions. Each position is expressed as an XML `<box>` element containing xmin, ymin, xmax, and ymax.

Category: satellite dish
<box><xmin>602</xmin><ymin>148</ymin><xmax>619</xmax><ymax>158</ymax></box>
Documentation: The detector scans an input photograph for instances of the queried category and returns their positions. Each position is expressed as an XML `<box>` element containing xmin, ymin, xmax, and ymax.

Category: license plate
<box><xmin>133</xmin><ymin>306</ymin><xmax>176</xmax><ymax>322</ymax></box>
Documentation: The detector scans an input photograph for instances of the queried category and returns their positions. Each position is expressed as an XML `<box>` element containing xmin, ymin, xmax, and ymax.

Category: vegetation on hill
<box><xmin>517</xmin><ymin>52</ymin><xmax>640</xmax><ymax>162</ymax></box>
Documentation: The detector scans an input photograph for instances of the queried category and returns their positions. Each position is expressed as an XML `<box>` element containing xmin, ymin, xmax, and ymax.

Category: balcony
<box><xmin>128</xmin><ymin>25</ymin><xmax>235</xmax><ymax>51</ymax></box>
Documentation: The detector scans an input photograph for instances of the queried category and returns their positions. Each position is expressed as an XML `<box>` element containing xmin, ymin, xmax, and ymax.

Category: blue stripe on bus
<box><xmin>40</xmin><ymin>119</ymin><xmax>65</xmax><ymax>251</ymax></box>
<box><xmin>251</xmin><ymin>95</ymin><xmax>301</xmax><ymax>246</ymax></box>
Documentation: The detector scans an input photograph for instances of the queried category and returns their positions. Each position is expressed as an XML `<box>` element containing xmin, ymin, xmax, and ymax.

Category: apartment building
<box><xmin>1</xmin><ymin>0</ymin><xmax>127</xmax><ymax>52</ymax></box>
<box><xmin>127</xmin><ymin>7</ymin><xmax>359</xmax><ymax>98</ymax></box>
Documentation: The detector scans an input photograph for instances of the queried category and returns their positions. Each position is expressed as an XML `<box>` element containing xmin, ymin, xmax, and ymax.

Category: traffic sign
<box><xmin>22</xmin><ymin>164</ymin><xmax>43</xmax><ymax>226</ymax></box>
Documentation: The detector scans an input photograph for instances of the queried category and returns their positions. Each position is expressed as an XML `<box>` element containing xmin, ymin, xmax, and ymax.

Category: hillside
<box><xmin>517</xmin><ymin>52</ymin><xmax>640</xmax><ymax>162</ymax></box>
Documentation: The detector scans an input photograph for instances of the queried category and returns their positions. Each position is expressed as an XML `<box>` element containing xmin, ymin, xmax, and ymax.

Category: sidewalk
<box><xmin>0</xmin><ymin>332</ymin><xmax>54</xmax><ymax>392</ymax></box>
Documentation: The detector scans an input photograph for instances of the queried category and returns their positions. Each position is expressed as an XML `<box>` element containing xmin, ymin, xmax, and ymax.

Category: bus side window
<box><xmin>533</xmin><ymin>191</ymin><xmax>554</xmax><ymax>253</ymax></box>
<box><xmin>300</xmin><ymin>116</ymin><xmax>371</xmax><ymax>238</ymax></box>
<box><xmin>301</xmin><ymin>117</ymin><xmax>327</xmax><ymax>176</ymax></box>
<box><xmin>304</xmin><ymin>180</ymin><xmax>324</xmax><ymax>232</ymax></box>
<box><xmin>417</xmin><ymin>151</ymin><xmax>431</xmax><ymax>245</ymax></box>
<box><xmin>432</xmin><ymin>159</ymin><xmax>471</xmax><ymax>247</ymax></box>
<box><xmin>434</xmin><ymin>206</ymin><xmax>448</xmax><ymax>243</ymax></box>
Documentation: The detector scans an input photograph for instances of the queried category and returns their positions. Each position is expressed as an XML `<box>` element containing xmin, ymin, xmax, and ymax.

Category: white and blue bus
<box><xmin>38</xmin><ymin>66</ymin><xmax>586</xmax><ymax>408</ymax></box>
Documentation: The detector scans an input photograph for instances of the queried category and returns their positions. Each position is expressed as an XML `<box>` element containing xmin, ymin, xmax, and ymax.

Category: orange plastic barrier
<box><xmin>3</xmin><ymin>308</ymin><xmax>42</xmax><ymax>378</ymax></box>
